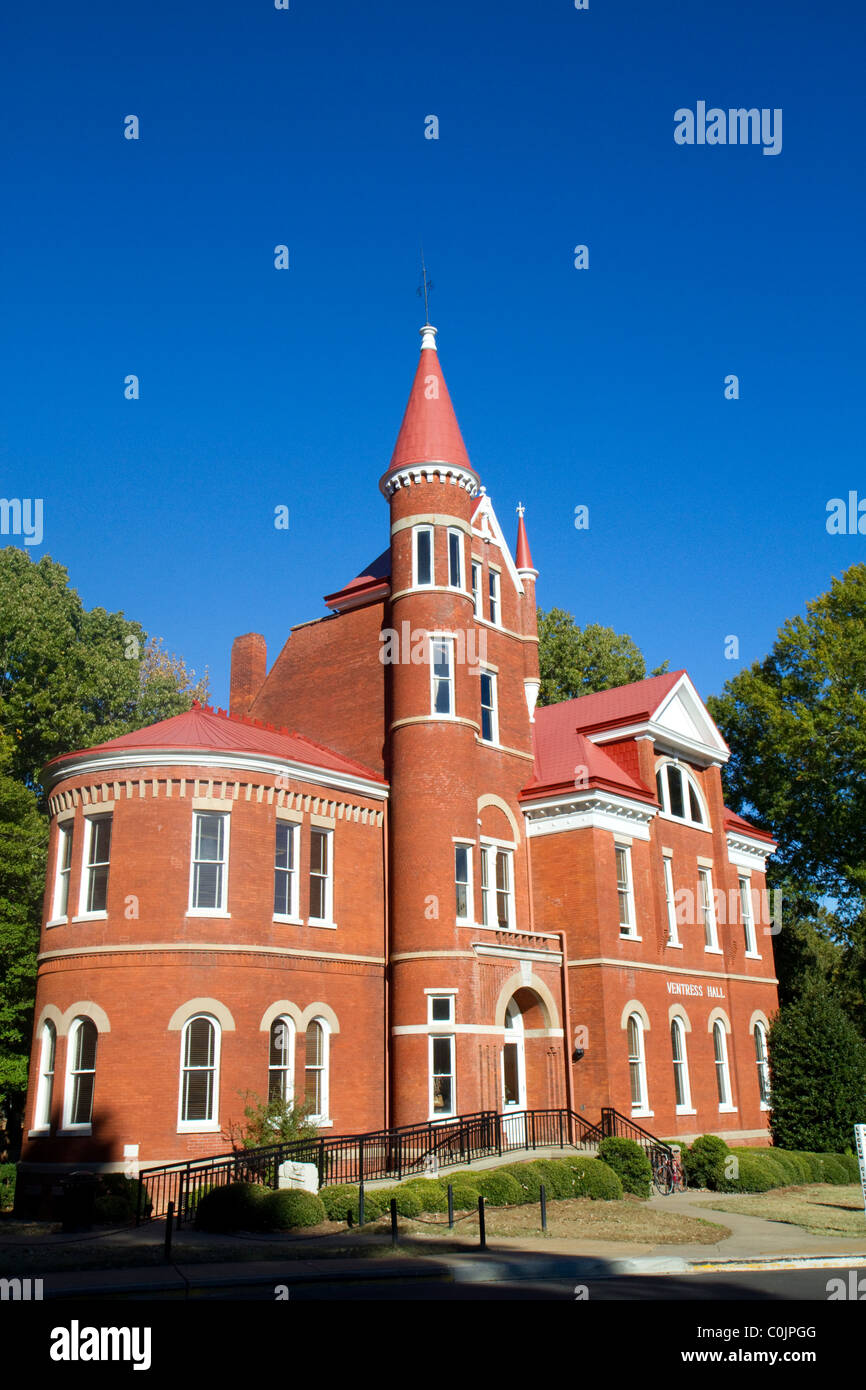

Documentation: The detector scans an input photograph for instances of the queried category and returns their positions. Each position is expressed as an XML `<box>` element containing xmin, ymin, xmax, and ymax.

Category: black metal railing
<box><xmin>599</xmin><ymin>1107</ymin><xmax>673</xmax><ymax>1164</ymax></box>
<box><xmin>135</xmin><ymin>1106</ymin><xmax>615</xmax><ymax>1225</ymax></box>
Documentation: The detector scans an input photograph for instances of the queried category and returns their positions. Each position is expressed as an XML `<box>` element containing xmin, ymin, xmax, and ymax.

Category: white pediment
<box><xmin>651</xmin><ymin>675</ymin><xmax>729</xmax><ymax>762</ymax></box>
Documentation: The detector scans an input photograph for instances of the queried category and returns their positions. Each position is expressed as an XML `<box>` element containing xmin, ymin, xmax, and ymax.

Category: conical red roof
<box><xmin>516</xmin><ymin>509</ymin><xmax>534</xmax><ymax>570</ymax></box>
<box><xmin>386</xmin><ymin>327</ymin><xmax>473</xmax><ymax>474</ymax></box>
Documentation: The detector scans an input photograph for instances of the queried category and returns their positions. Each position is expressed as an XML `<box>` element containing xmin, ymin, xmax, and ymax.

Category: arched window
<box><xmin>65</xmin><ymin>1017</ymin><xmax>98</xmax><ymax>1129</ymax></box>
<box><xmin>179</xmin><ymin>1015</ymin><xmax>219</xmax><ymax>1129</ymax></box>
<box><xmin>627</xmin><ymin>1013</ymin><xmax>649</xmax><ymax>1114</ymax></box>
<box><xmin>754</xmin><ymin>1022</ymin><xmax>771</xmax><ymax>1106</ymax></box>
<box><xmin>304</xmin><ymin>1019</ymin><xmax>329</xmax><ymax>1122</ymax></box>
<box><xmin>670</xmin><ymin>1017</ymin><xmax>692</xmax><ymax>1111</ymax></box>
<box><xmin>269</xmin><ymin>1016</ymin><xmax>295</xmax><ymax>1103</ymax></box>
<box><xmin>655</xmin><ymin>761</ymin><xmax>707</xmax><ymax>827</ymax></box>
<box><xmin>713</xmin><ymin>1020</ymin><xmax>732</xmax><ymax>1108</ymax></box>
<box><xmin>34</xmin><ymin>1021</ymin><xmax>56</xmax><ymax>1130</ymax></box>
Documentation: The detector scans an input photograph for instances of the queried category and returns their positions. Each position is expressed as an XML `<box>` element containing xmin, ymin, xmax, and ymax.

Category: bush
<box><xmin>717</xmin><ymin>1152</ymin><xmax>781</xmax><ymax>1194</ymax></box>
<box><xmin>93</xmin><ymin>1194</ymin><xmax>134</xmax><ymax>1224</ymax></box>
<box><xmin>443</xmin><ymin>1174</ymin><xmax>481</xmax><ymax>1210</ymax></box>
<box><xmin>597</xmin><ymin>1138</ymin><xmax>653</xmax><ymax>1199</ymax></box>
<box><xmin>388</xmin><ymin>1187</ymin><xmax>424</xmax><ymax>1217</ymax></box>
<box><xmin>261</xmin><ymin>1189</ymin><xmax>325</xmax><ymax>1230</ymax></box>
<box><xmin>475</xmin><ymin>1169</ymin><xmax>524</xmax><ymax>1206</ymax></box>
<box><xmin>194</xmin><ymin>1182</ymin><xmax>268</xmax><ymax>1232</ymax></box>
<box><xmin>0</xmin><ymin>1164</ymin><xmax>17</xmax><ymax>1211</ymax></box>
<box><xmin>532</xmin><ymin>1159</ymin><xmax>578</xmax><ymax>1200</ymax></box>
<box><xmin>497</xmin><ymin>1163</ymin><xmax>544</xmax><ymax>1202</ymax></box>
<box><xmin>90</xmin><ymin>1173</ymin><xmax>151</xmax><ymax>1224</ymax></box>
<box><xmin>393</xmin><ymin>1178</ymin><xmax>449</xmax><ymax>1213</ymax></box>
<box><xmin>317</xmin><ymin>1184</ymin><xmax>388</xmax><ymax>1224</ymax></box>
<box><xmin>563</xmin><ymin>1156</ymin><xmax>623</xmax><ymax>1201</ymax></box>
<box><xmin>683</xmin><ymin>1135</ymin><xmax>730</xmax><ymax>1190</ymax></box>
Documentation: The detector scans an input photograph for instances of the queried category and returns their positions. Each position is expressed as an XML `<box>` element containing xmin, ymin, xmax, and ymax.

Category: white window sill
<box><xmin>718</xmin><ymin>1104</ymin><xmax>738</xmax><ymax>1114</ymax></box>
<box><xmin>45</xmin><ymin>917</ymin><xmax>68</xmax><ymax>929</ymax></box>
<box><xmin>744</xmin><ymin>951</ymin><xmax>763</xmax><ymax>960</ymax></box>
<box><xmin>57</xmin><ymin>1127</ymin><xmax>92</xmax><ymax>1137</ymax></box>
<box><xmin>311</xmin><ymin>1118</ymin><xmax>334</xmax><ymax>1128</ymax></box>
<box><xmin>656</xmin><ymin>812</ymin><xmax>712</xmax><ymax>833</ymax></box>
<box><xmin>704</xmin><ymin>946</ymin><xmax>723</xmax><ymax>955</ymax></box>
<box><xmin>666</xmin><ymin>940</ymin><xmax>683</xmax><ymax>949</ymax></box>
<box><xmin>631</xmin><ymin>1109</ymin><xmax>653</xmax><ymax>1119</ymax></box>
<box><xmin>71</xmin><ymin>912</ymin><xmax>107</xmax><ymax>923</ymax></box>
<box><xmin>675</xmin><ymin>1107</ymin><xmax>697</xmax><ymax>1116</ymax></box>
<box><xmin>28</xmin><ymin>1128</ymin><xmax>51</xmax><ymax>1138</ymax></box>
<box><xmin>177</xmin><ymin>1122</ymin><xmax>221</xmax><ymax>1133</ymax></box>
<box><xmin>186</xmin><ymin>910</ymin><xmax>231</xmax><ymax>919</ymax></box>
<box><xmin>620</xmin><ymin>933</ymin><xmax>642</xmax><ymax>942</ymax></box>
<box><xmin>307</xmin><ymin>920</ymin><xmax>337</xmax><ymax>931</ymax></box>
<box><xmin>273</xmin><ymin>914</ymin><xmax>304</xmax><ymax>926</ymax></box>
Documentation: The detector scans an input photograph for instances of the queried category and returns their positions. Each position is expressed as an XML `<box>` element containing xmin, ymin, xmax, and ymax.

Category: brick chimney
<box><xmin>230</xmin><ymin>633</ymin><xmax>267</xmax><ymax>716</ymax></box>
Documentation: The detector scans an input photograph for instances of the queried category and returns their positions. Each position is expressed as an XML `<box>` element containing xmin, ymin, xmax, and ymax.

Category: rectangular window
<box><xmin>82</xmin><ymin>815</ymin><xmax>112</xmax><ymax>915</ymax></box>
<box><xmin>428</xmin><ymin>994</ymin><xmax>455</xmax><ymax>1024</ymax></box>
<box><xmin>190</xmin><ymin>812</ymin><xmax>228</xmax><ymax>912</ymax></box>
<box><xmin>447</xmin><ymin>529</ymin><xmax>463</xmax><ymax>588</ymax></box>
<box><xmin>414</xmin><ymin>526</ymin><xmax>433</xmax><ymax>587</ymax></box>
<box><xmin>663</xmin><ymin>857</ymin><xmax>678</xmax><ymax>945</ymax></box>
<box><xmin>471</xmin><ymin>561</ymin><xmax>481</xmax><ymax>616</ymax></box>
<box><xmin>430</xmin><ymin>637</ymin><xmax>454</xmax><ymax>716</ymax></box>
<box><xmin>274</xmin><ymin>821</ymin><xmax>298</xmax><ymax>918</ymax></box>
<box><xmin>740</xmin><ymin>876</ymin><xmax>758</xmax><ymax>955</ymax></box>
<box><xmin>488</xmin><ymin>569</ymin><xmax>500</xmax><ymax>624</ymax></box>
<box><xmin>480</xmin><ymin>670</ymin><xmax>498</xmax><ymax>743</ymax></box>
<box><xmin>53</xmin><ymin>822</ymin><xmax>73</xmax><ymax>919</ymax></box>
<box><xmin>616</xmin><ymin>845</ymin><xmax>636</xmax><ymax>936</ymax></box>
<box><xmin>698</xmin><ymin>867</ymin><xmax>719</xmax><ymax>950</ymax></box>
<box><xmin>309</xmin><ymin>828</ymin><xmax>333</xmax><ymax>923</ymax></box>
<box><xmin>495</xmin><ymin>849</ymin><xmax>513</xmax><ymax>929</ymax></box>
<box><xmin>430</xmin><ymin>1035</ymin><xmax>455</xmax><ymax>1117</ymax></box>
<box><xmin>454</xmin><ymin>844</ymin><xmax>472</xmax><ymax>922</ymax></box>
<box><xmin>480</xmin><ymin>845</ymin><xmax>490</xmax><ymax>925</ymax></box>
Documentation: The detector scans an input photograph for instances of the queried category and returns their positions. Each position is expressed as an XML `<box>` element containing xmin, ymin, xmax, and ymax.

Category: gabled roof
<box><xmin>724</xmin><ymin>808</ymin><xmax>776</xmax><ymax>846</ymax></box>
<box><xmin>44</xmin><ymin>703</ymin><xmax>386</xmax><ymax>786</ymax></box>
<box><xmin>557</xmin><ymin>671</ymin><xmax>685</xmax><ymax>735</ymax></box>
<box><xmin>522</xmin><ymin>723</ymin><xmax>655</xmax><ymax>803</ymax></box>
<box><xmin>544</xmin><ymin>670</ymin><xmax>730</xmax><ymax>765</ymax></box>
<box><xmin>324</xmin><ymin>548</ymin><xmax>391</xmax><ymax>613</ymax></box>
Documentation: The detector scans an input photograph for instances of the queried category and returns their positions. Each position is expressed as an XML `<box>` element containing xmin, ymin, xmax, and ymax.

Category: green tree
<box><xmin>537</xmin><ymin>607</ymin><xmax>668</xmax><ymax>707</ymax></box>
<box><xmin>707</xmin><ymin>563</ymin><xmax>866</xmax><ymax>1024</ymax></box>
<box><xmin>0</xmin><ymin>547</ymin><xmax>210</xmax><ymax>1153</ymax></box>
<box><xmin>223</xmin><ymin>1092</ymin><xmax>321</xmax><ymax>1152</ymax></box>
<box><xmin>768</xmin><ymin>978</ymin><xmax>866</xmax><ymax>1153</ymax></box>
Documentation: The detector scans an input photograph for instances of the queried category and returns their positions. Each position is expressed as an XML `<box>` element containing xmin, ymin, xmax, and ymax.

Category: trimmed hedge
<box><xmin>262</xmin><ymin>1189</ymin><xmax>326</xmax><ymax>1230</ymax></box>
<box><xmin>682</xmin><ymin>1134</ymin><xmax>729</xmax><ymax>1190</ymax></box>
<box><xmin>394</xmin><ymin>1178</ymin><xmax>450</xmax><ymax>1213</ymax></box>
<box><xmin>475</xmin><ymin>1169</ymin><xmax>524</xmax><ymax>1206</ymax></box>
<box><xmin>597</xmin><ymin>1137</ymin><xmax>652</xmax><ymax>1199</ymax></box>
<box><xmin>497</xmin><ymin>1163</ymin><xmax>545</xmax><ymax>1201</ymax></box>
<box><xmin>561</xmin><ymin>1155</ymin><xmax>624</xmax><ymax>1200</ymax></box>
<box><xmin>443</xmin><ymin>1173</ymin><xmax>482</xmax><ymax>1210</ymax></box>
<box><xmin>194</xmin><ymin>1182</ymin><xmax>269</xmax><ymax>1232</ymax></box>
<box><xmin>683</xmin><ymin>1140</ymin><xmax>859</xmax><ymax>1194</ymax></box>
<box><xmin>532</xmin><ymin>1158</ymin><xmax>578</xmax><ymax>1200</ymax></box>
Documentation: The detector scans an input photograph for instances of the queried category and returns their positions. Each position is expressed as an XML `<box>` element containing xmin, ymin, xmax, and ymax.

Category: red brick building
<box><xmin>19</xmin><ymin>322</ymin><xmax>778</xmax><ymax>1198</ymax></box>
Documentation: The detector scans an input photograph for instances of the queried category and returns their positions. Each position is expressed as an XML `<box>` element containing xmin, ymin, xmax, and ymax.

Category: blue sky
<box><xmin>2</xmin><ymin>0</ymin><xmax>864</xmax><ymax>708</ymax></box>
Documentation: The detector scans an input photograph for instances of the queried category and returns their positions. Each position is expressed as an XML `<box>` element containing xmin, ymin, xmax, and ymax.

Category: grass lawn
<box><xmin>0</xmin><ymin>1195</ymin><xmax>731</xmax><ymax>1277</ymax></box>
<box><xmin>693</xmin><ymin>1184</ymin><xmax>866</xmax><ymax>1240</ymax></box>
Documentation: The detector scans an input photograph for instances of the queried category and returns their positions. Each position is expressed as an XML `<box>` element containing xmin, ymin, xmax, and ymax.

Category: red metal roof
<box><xmin>546</xmin><ymin>671</ymin><xmax>686</xmax><ymax>735</ymax></box>
<box><xmin>522</xmin><ymin>728</ymin><xmax>654</xmax><ymax>802</ymax></box>
<box><xmin>45</xmin><ymin>704</ymin><xmax>387</xmax><ymax>784</ymax></box>
<box><xmin>323</xmin><ymin>548</ymin><xmax>391</xmax><ymax>611</ymax></box>
<box><xmin>723</xmin><ymin>808</ymin><xmax>776</xmax><ymax>844</ymax></box>
<box><xmin>387</xmin><ymin>345</ymin><xmax>473</xmax><ymax>473</ymax></box>
<box><xmin>515</xmin><ymin>511</ymin><xmax>534</xmax><ymax>570</ymax></box>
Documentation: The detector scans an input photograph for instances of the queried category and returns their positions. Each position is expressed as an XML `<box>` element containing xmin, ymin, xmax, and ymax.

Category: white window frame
<box><xmin>671</xmin><ymin>1017</ymin><xmax>693</xmax><ymax>1113</ymax></box>
<box><xmin>178</xmin><ymin>1013</ymin><xmax>221</xmax><ymax>1133</ymax></box>
<box><xmin>430</xmin><ymin>636</ymin><xmax>455</xmax><ymax>718</ymax></box>
<box><xmin>427</xmin><ymin>993</ymin><xmax>456</xmax><ymax>1025</ymax></box>
<box><xmin>740</xmin><ymin>876</ymin><xmax>760</xmax><ymax>957</ymax></box>
<box><xmin>304</xmin><ymin>1017</ymin><xmax>330</xmax><ymax>1123</ymax></box>
<box><xmin>413</xmin><ymin>525</ymin><xmax>434</xmax><ymax>588</ymax></box>
<box><xmin>480</xmin><ymin>840</ymin><xmax>515</xmax><ymax>930</ymax></box>
<box><xmin>616</xmin><ymin>843</ymin><xmax>638</xmax><ymax>939</ymax></box>
<box><xmin>713</xmin><ymin>1020</ymin><xmax>736</xmax><ymax>1111</ymax></box>
<box><xmin>454</xmin><ymin>843</ymin><xmax>473</xmax><ymax>924</ymax></box>
<box><xmin>51</xmin><ymin>820</ymin><xmax>74</xmax><ymax>922</ymax></box>
<box><xmin>471</xmin><ymin>560</ymin><xmax>482</xmax><ymax>617</ymax></box>
<box><xmin>627</xmin><ymin>1013</ymin><xmax>650</xmax><ymax>1116</ymax></box>
<box><xmin>488</xmin><ymin>567</ymin><xmax>500</xmax><ymax>625</ymax></box>
<box><xmin>63</xmin><ymin>1016</ymin><xmax>98</xmax><ymax>1133</ymax></box>
<box><xmin>655</xmin><ymin>761</ymin><xmax>709</xmax><ymax>829</ymax></box>
<box><xmin>754</xmin><ymin>1021</ymin><xmax>771</xmax><ymax>1109</ymax></box>
<box><xmin>308</xmin><ymin>827</ymin><xmax>335</xmax><ymax>927</ymax></box>
<box><xmin>33</xmin><ymin>1020</ymin><xmax>56</xmax><ymax>1132</ymax></box>
<box><xmin>77</xmin><ymin>813</ymin><xmax>112</xmax><ymax>919</ymax></box>
<box><xmin>662</xmin><ymin>855</ymin><xmax>680</xmax><ymax>946</ymax></box>
<box><xmin>698</xmin><ymin>867</ymin><xmax>720</xmax><ymax>952</ymax></box>
<box><xmin>273</xmin><ymin>820</ymin><xmax>300</xmax><ymax>922</ymax></box>
<box><xmin>429</xmin><ymin>1032</ymin><xmax>456</xmax><ymax>1120</ymax></box>
<box><xmin>479</xmin><ymin>668</ymin><xmax>498</xmax><ymax>744</ymax></box>
<box><xmin>268</xmin><ymin>1015</ymin><xmax>295</xmax><ymax>1104</ymax></box>
<box><xmin>188</xmin><ymin>810</ymin><xmax>230</xmax><ymax>916</ymax></box>
<box><xmin>447</xmin><ymin>528</ymin><xmax>464</xmax><ymax>590</ymax></box>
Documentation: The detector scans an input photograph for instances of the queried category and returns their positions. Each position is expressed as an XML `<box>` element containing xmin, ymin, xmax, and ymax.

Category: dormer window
<box><xmin>655</xmin><ymin>761</ymin><xmax>706</xmax><ymax>827</ymax></box>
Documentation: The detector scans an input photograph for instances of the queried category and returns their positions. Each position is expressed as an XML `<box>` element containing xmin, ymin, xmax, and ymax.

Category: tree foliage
<box><xmin>537</xmin><ymin>607</ymin><xmax>668</xmax><ymax>707</ymax></box>
<box><xmin>768</xmin><ymin>978</ymin><xmax>866</xmax><ymax>1153</ymax></box>
<box><xmin>0</xmin><ymin>547</ymin><xmax>210</xmax><ymax>1152</ymax></box>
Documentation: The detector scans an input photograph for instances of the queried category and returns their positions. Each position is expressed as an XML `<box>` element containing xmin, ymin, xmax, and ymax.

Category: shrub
<box><xmin>194</xmin><ymin>1182</ymin><xmax>268</xmax><ymax>1232</ymax></box>
<box><xmin>393</xmin><ymin>1178</ymin><xmax>449</xmax><ymax>1213</ymax></box>
<box><xmin>475</xmin><ymin>1170</ymin><xmax>524</xmax><ymax>1206</ymax></box>
<box><xmin>597</xmin><ymin>1138</ymin><xmax>653</xmax><ymax>1199</ymax></box>
<box><xmin>388</xmin><ymin>1187</ymin><xmax>424</xmax><ymax>1217</ymax></box>
<box><xmin>718</xmin><ymin>1153</ymin><xmax>780</xmax><ymax>1194</ymax></box>
<box><xmin>261</xmin><ymin>1189</ymin><xmax>325</xmax><ymax>1230</ymax></box>
<box><xmin>532</xmin><ymin>1159</ymin><xmax>578</xmax><ymax>1200</ymax></box>
<box><xmin>319</xmin><ymin>1184</ymin><xmax>359</xmax><ymax>1221</ymax></box>
<box><xmin>769</xmin><ymin>980</ymin><xmax>866</xmax><ymax>1153</ymax></box>
<box><xmin>93</xmin><ymin>1194</ymin><xmax>134</xmax><ymax>1224</ymax></box>
<box><xmin>444</xmin><ymin>1175</ymin><xmax>481</xmax><ymax>1210</ymax></box>
<box><xmin>0</xmin><ymin>1164</ymin><xmax>15</xmax><ymax>1211</ymax></box>
<box><xmin>91</xmin><ymin>1174</ymin><xmax>152</xmax><ymax>1224</ymax></box>
<box><xmin>565</xmin><ymin>1157</ymin><xmax>623</xmax><ymax>1201</ymax></box>
<box><xmin>223</xmin><ymin>1089</ymin><xmax>320</xmax><ymax>1152</ymax></box>
<box><xmin>683</xmin><ymin>1134</ymin><xmax>730</xmax><ymax>1190</ymax></box>
<box><xmin>497</xmin><ymin>1163</ymin><xmax>544</xmax><ymax>1202</ymax></box>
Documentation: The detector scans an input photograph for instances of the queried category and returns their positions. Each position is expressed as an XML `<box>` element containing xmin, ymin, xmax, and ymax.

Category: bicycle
<box><xmin>650</xmin><ymin>1146</ymin><xmax>688</xmax><ymax>1195</ymax></box>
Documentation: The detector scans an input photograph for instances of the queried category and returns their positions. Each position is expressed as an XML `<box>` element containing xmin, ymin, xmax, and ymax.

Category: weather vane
<box><xmin>417</xmin><ymin>247</ymin><xmax>433</xmax><ymax>322</ymax></box>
